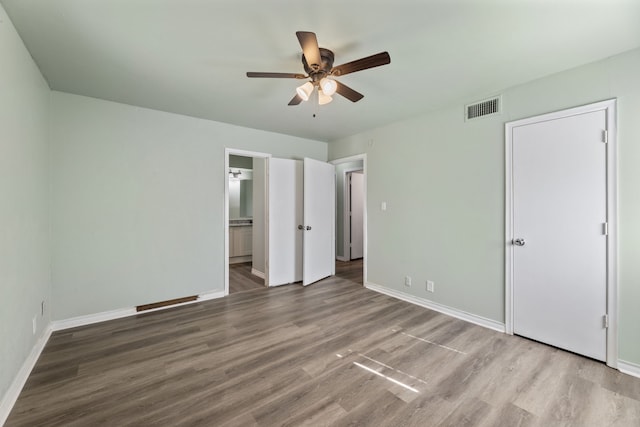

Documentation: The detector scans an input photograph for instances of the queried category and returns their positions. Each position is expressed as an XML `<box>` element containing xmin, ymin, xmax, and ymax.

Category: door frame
<box><xmin>341</xmin><ymin>167</ymin><xmax>364</xmax><ymax>261</ymax></box>
<box><xmin>504</xmin><ymin>99</ymin><xmax>618</xmax><ymax>367</ymax></box>
<box><xmin>330</xmin><ymin>154</ymin><xmax>368</xmax><ymax>285</ymax></box>
<box><xmin>225</xmin><ymin>148</ymin><xmax>272</xmax><ymax>295</ymax></box>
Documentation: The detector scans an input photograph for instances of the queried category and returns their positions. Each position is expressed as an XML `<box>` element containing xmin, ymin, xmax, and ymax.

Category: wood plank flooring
<box><xmin>229</xmin><ymin>262</ymin><xmax>265</xmax><ymax>294</ymax></box>
<box><xmin>6</xmin><ymin>260</ymin><xmax>640</xmax><ymax>426</ymax></box>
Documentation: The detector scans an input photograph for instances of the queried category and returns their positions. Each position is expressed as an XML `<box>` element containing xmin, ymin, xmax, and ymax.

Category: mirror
<box><xmin>229</xmin><ymin>168</ymin><xmax>253</xmax><ymax>219</ymax></box>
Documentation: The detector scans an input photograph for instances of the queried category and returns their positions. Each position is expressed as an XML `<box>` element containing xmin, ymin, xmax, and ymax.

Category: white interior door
<box><xmin>349</xmin><ymin>171</ymin><xmax>364</xmax><ymax>259</ymax></box>
<box><xmin>303</xmin><ymin>158</ymin><xmax>335</xmax><ymax>286</ymax></box>
<box><xmin>512</xmin><ymin>110</ymin><xmax>608</xmax><ymax>361</ymax></box>
<box><xmin>268</xmin><ymin>158</ymin><xmax>303</xmax><ymax>286</ymax></box>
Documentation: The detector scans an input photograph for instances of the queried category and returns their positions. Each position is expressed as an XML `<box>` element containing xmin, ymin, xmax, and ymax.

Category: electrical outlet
<box><xmin>32</xmin><ymin>316</ymin><xmax>37</xmax><ymax>335</ymax></box>
<box><xmin>426</xmin><ymin>280</ymin><xmax>435</xmax><ymax>293</ymax></box>
<box><xmin>405</xmin><ymin>276</ymin><xmax>412</xmax><ymax>287</ymax></box>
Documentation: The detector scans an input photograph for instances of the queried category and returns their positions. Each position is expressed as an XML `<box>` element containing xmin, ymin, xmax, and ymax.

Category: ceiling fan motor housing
<box><xmin>302</xmin><ymin>48</ymin><xmax>334</xmax><ymax>82</ymax></box>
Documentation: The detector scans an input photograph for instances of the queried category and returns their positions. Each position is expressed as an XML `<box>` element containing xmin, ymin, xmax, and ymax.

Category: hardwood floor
<box><xmin>229</xmin><ymin>262</ymin><xmax>264</xmax><ymax>294</ymax></box>
<box><xmin>6</xmin><ymin>260</ymin><xmax>640</xmax><ymax>426</ymax></box>
<box><xmin>336</xmin><ymin>258</ymin><xmax>363</xmax><ymax>285</ymax></box>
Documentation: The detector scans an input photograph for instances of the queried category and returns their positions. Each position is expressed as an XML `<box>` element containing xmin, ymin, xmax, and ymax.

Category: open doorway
<box><xmin>346</xmin><ymin>170</ymin><xmax>364</xmax><ymax>260</ymax></box>
<box><xmin>225</xmin><ymin>149</ymin><xmax>271</xmax><ymax>295</ymax></box>
<box><xmin>331</xmin><ymin>154</ymin><xmax>367</xmax><ymax>286</ymax></box>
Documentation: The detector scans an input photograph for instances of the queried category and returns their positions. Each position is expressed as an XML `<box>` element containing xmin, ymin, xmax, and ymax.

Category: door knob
<box><xmin>514</xmin><ymin>238</ymin><xmax>526</xmax><ymax>246</ymax></box>
<box><xmin>306</xmin><ymin>226</ymin><xmax>312</xmax><ymax>230</ymax></box>
<box><xmin>298</xmin><ymin>225</ymin><xmax>304</xmax><ymax>230</ymax></box>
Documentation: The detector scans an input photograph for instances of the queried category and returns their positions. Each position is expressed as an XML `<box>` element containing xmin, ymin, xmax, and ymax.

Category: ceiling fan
<box><xmin>247</xmin><ymin>31</ymin><xmax>391</xmax><ymax>106</ymax></box>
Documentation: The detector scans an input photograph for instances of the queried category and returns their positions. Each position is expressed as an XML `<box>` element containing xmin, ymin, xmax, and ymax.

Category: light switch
<box><xmin>381</xmin><ymin>202</ymin><xmax>387</xmax><ymax>211</ymax></box>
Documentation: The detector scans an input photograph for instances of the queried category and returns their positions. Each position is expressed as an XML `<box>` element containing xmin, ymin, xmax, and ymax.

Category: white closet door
<box><xmin>268</xmin><ymin>158</ymin><xmax>303</xmax><ymax>286</ymax></box>
<box><xmin>512</xmin><ymin>110</ymin><xmax>607</xmax><ymax>361</ymax></box>
<box><xmin>302</xmin><ymin>158</ymin><xmax>335</xmax><ymax>286</ymax></box>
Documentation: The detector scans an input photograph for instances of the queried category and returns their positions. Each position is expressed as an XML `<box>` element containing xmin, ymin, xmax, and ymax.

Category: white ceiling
<box><xmin>2</xmin><ymin>0</ymin><xmax>639</xmax><ymax>142</ymax></box>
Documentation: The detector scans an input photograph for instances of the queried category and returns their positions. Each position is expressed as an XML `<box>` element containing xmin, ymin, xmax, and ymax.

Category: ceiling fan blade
<box><xmin>247</xmin><ymin>72</ymin><xmax>307</xmax><ymax>79</ymax></box>
<box><xmin>331</xmin><ymin>52</ymin><xmax>391</xmax><ymax>76</ymax></box>
<box><xmin>335</xmin><ymin>81</ymin><xmax>364</xmax><ymax>102</ymax></box>
<box><xmin>296</xmin><ymin>31</ymin><xmax>322</xmax><ymax>68</ymax></box>
<box><xmin>288</xmin><ymin>94</ymin><xmax>303</xmax><ymax>106</ymax></box>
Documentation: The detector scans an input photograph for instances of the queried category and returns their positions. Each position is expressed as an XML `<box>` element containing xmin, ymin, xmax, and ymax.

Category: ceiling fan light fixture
<box><xmin>296</xmin><ymin>82</ymin><xmax>314</xmax><ymax>101</ymax></box>
<box><xmin>319</xmin><ymin>77</ymin><xmax>337</xmax><ymax>96</ymax></box>
<box><xmin>318</xmin><ymin>90</ymin><xmax>333</xmax><ymax>105</ymax></box>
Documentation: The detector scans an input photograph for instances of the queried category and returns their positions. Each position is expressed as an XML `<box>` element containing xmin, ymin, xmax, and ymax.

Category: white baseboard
<box><xmin>52</xmin><ymin>289</ymin><xmax>225</xmax><ymax>331</ymax></box>
<box><xmin>51</xmin><ymin>307</ymin><xmax>136</xmax><ymax>331</ymax></box>
<box><xmin>229</xmin><ymin>256</ymin><xmax>252</xmax><ymax>264</ymax></box>
<box><xmin>618</xmin><ymin>360</ymin><xmax>640</xmax><ymax>379</ymax></box>
<box><xmin>336</xmin><ymin>256</ymin><xmax>350</xmax><ymax>262</ymax></box>
<box><xmin>251</xmin><ymin>268</ymin><xmax>265</xmax><ymax>279</ymax></box>
<box><xmin>0</xmin><ymin>324</ymin><xmax>53</xmax><ymax>426</ymax></box>
<box><xmin>197</xmin><ymin>290</ymin><xmax>226</xmax><ymax>302</ymax></box>
<box><xmin>365</xmin><ymin>282</ymin><xmax>506</xmax><ymax>333</ymax></box>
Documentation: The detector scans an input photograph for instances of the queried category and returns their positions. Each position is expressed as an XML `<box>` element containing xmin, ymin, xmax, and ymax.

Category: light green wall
<box><xmin>332</xmin><ymin>109</ymin><xmax>505</xmax><ymax>323</ymax></box>
<box><xmin>329</xmin><ymin>48</ymin><xmax>640</xmax><ymax>366</ymax></box>
<box><xmin>335</xmin><ymin>161</ymin><xmax>364</xmax><ymax>258</ymax></box>
<box><xmin>0</xmin><ymin>4</ymin><xmax>51</xmax><ymax>405</ymax></box>
<box><xmin>50</xmin><ymin>91</ymin><xmax>327</xmax><ymax>320</ymax></box>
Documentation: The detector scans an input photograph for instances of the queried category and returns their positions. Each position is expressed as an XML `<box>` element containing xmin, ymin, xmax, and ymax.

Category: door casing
<box><xmin>504</xmin><ymin>99</ymin><xmax>618</xmax><ymax>368</ymax></box>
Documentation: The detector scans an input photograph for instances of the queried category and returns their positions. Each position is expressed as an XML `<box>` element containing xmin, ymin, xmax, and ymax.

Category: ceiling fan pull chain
<box><xmin>313</xmin><ymin>89</ymin><xmax>320</xmax><ymax>118</ymax></box>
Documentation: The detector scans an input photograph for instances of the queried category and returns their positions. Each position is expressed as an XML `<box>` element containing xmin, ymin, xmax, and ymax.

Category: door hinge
<box><xmin>602</xmin><ymin>130</ymin><xmax>608</xmax><ymax>143</ymax></box>
<box><xmin>603</xmin><ymin>314</ymin><xmax>609</xmax><ymax>329</ymax></box>
<box><xmin>603</xmin><ymin>222</ymin><xmax>608</xmax><ymax>236</ymax></box>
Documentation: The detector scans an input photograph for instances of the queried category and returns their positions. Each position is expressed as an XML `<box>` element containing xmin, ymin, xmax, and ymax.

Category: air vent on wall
<box><xmin>465</xmin><ymin>96</ymin><xmax>501</xmax><ymax>121</ymax></box>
